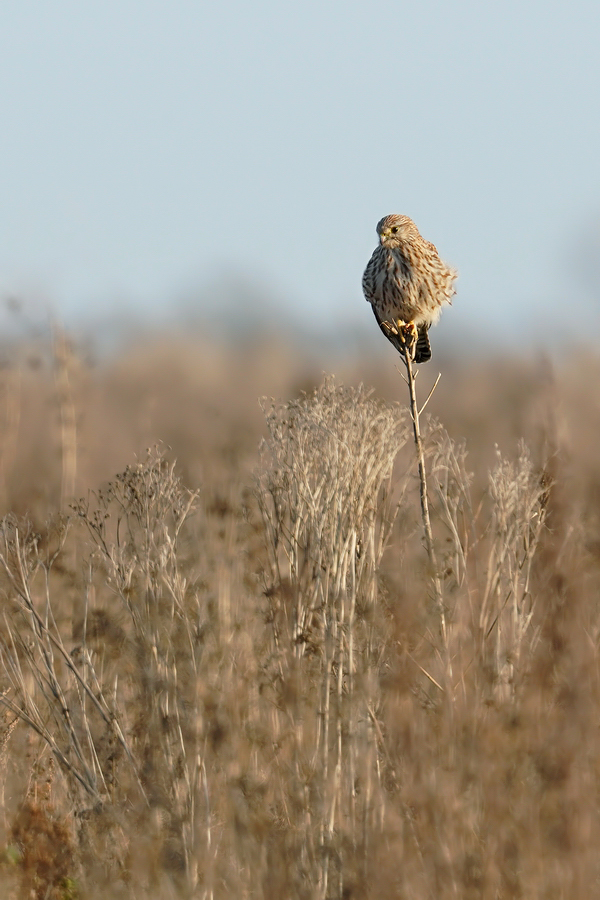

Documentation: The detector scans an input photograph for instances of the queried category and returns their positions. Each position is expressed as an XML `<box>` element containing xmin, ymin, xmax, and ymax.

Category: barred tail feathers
<box><xmin>414</xmin><ymin>325</ymin><xmax>432</xmax><ymax>363</ymax></box>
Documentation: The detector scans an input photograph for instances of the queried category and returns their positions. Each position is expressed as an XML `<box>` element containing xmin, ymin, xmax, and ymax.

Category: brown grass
<box><xmin>0</xmin><ymin>329</ymin><xmax>598</xmax><ymax>898</ymax></box>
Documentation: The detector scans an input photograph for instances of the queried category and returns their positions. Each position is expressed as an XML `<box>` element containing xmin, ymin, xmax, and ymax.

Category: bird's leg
<box><xmin>381</xmin><ymin>319</ymin><xmax>418</xmax><ymax>360</ymax></box>
<box><xmin>396</xmin><ymin>319</ymin><xmax>418</xmax><ymax>359</ymax></box>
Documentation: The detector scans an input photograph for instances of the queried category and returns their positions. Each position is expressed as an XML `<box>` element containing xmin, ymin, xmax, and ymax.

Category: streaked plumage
<box><xmin>362</xmin><ymin>214</ymin><xmax>457</xmax><ymax>363</ymax></box>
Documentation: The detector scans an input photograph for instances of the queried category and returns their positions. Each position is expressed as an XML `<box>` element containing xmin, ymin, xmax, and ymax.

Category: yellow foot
<box><xmin>395</xmin><ymin>320</ymin><xmax>418</xmax><ymax>358</ymax></box>
<box><xmin>382</xmin><ymin>320</ymin><xmax>418</xmax><ymax>359</ymax></box>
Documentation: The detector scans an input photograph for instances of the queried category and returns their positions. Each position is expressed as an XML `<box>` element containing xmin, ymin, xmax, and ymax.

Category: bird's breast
<box><xmin>372</xmin><ymin>248</ymin><xmax>412</xmax><ymax>298</ymax></box>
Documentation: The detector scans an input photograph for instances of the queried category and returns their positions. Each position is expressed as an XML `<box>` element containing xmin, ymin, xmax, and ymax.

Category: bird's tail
<box><xmin>414</xmin><ymin>325</ymin><xmax>432</xmax><ymax>363</ymax></box>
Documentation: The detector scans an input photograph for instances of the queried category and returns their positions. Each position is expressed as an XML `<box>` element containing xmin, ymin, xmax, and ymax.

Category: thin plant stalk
<box><xmin>393</xmin><ymin>327</ymin><xmax>451</xmax><ymax>681</ymax></box>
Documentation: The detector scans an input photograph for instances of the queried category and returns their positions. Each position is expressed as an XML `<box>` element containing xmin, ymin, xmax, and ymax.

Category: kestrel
<box><xmin>362</xmin><ymin>214</ymin><xmax>457</xmax><ymax>363</ymax></box>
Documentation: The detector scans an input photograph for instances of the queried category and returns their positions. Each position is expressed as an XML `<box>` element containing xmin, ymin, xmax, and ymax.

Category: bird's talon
<box><xmin>393</xmin><ymin>321</ymin><xmax>417</xmax><ymax>357</ymax></box>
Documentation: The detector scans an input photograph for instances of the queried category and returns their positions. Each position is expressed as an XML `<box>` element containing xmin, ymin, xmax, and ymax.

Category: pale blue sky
<box><xmin>0</xmin><ymin>0</ymin><xmax>599</xmax><ymax>349</ymax></box>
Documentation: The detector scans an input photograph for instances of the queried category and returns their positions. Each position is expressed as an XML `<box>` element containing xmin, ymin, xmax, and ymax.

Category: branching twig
<box><xmin>393</xmin><ymin>327</ymin><xmax>451</xmax><ymax>681</ymax></box>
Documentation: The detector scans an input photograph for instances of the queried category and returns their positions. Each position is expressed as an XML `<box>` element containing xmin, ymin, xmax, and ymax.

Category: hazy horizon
<box><xmin>1</xmin><ymin>0</ymin><xmax>599</xmax><ymax>352</ymax></box>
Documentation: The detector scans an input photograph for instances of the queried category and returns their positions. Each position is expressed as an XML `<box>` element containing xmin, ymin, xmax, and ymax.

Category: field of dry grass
<box><xmin>0</xmin><ymin>326</ymin><xmax>599</xmax><ymax>898</ymax></box>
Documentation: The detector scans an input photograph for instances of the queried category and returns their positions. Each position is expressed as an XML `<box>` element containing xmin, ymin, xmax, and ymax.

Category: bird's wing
<box><xmin>370</xmin><ymin>303</ymin><xmax>406</xmax><ymax>356</ymax></box>
<box><xmin>423</xmin><ymin>239</ymin><xmax>439</xmax><ymax>256</ymax></box>
<box><xmin>362</xmin><ymin>256</ymin><xmax>377</xmax><ymax>304</ymax></box>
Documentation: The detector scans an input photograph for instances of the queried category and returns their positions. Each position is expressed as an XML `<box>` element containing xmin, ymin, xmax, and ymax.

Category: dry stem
<box><xmin>394</xmin><ymin>328</ymin><xmax>450</xmax><ymax>680</ymax></box>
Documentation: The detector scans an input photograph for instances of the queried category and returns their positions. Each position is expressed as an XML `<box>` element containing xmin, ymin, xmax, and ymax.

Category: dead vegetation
<box><xmin>0</xmin><ymin>330</ymin><xmax>597</xmax><ymax>898</ymax></box>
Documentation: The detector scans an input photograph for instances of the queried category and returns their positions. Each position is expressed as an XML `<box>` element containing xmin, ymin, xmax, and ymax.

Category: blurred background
<box><xmin>0</xmin><ymin>0</ymin><xmax>599</xmax><ymax>350</ymax></box>
<box><xmin>0</xmin><ymin>0</ymin><xmax>599</xmax><ymax>513</ymax></box>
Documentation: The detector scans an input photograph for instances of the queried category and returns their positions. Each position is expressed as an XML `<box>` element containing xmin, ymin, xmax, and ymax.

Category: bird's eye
<box><xmin>390</xmin><ymin>226</ymin><xmax>398</xmax><ymax>234</ymax></box>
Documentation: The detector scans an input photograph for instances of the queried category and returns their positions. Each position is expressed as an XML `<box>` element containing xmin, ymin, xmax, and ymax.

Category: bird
<box><xmin>362</xmin><ymin>214</ymin><xmax>457</xmax><ymax>363</ymax></box>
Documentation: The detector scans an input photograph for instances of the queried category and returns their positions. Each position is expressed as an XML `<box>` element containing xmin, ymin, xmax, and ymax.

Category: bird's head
<box><xmin>376</xmin><ymin>214</ymin><xmax>419</xmax><ymax>247</ymax></box>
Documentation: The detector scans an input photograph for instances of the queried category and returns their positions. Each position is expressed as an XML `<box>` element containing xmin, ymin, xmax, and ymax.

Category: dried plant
<box><xmin>52</xmin><ymin>325</ymin><xmax>79</xmax><ymax>507</ymax></box>
<box><xmin>429</xmin><ymin>426</ymin><xmax>550</xmax><ymax>699</ymax></box>
<box><xmin>384</xmin><ymin>326</ymin><xmax>451</xmax><ymax>687</ymax></box>
<box><xmin>256</xmin><ymin>377</ymin><xmax>409</xmax><ymax>898</ymax></box>
<box><xmin>0</xmin><ymin>450</ymin><xmax>209</xmax><ymax>894</ymax></box>
<box><xmin>480</xmin><ymin>442</ymin><xmax>548</xmax><ymax>696</ymax></box>
<box><xmin>0</xmin><ymin>333</ymin><xmax>596</xmax><ymax>899</ymax></box>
